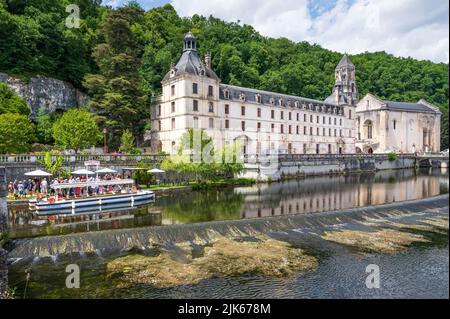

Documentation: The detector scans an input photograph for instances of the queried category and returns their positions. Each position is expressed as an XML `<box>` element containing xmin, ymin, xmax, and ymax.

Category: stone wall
<box><xmin>0</xmin><ymin>191</ymin><xmax>8</xmax><ymax>298</ymax></box>
<box><xmin>245</xmin><ymin>157</ymin><xmax>419</xmax><ymax>181</ymax></box>
<box><xmin>0</xmin><ymin>72</ymin><xmax>89</xmax><ymax>118</ymax></box>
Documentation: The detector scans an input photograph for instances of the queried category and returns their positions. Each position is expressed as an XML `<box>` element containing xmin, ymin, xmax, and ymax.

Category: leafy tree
<box><xmin>38</xmin><ymin>151</ymin><xmax>70</xmax><ymax>178</ymax></box>
<box><xmin>52</xmin><ymin>108</ymin><xmax>101</xmax><ymax>152</ymax></box>
<box><xmin>35</xmin><ymin>106</ymin><xmax>54</xmax><ymax>144</ymax></box>
<box><xmin>0</xmin><ymin>83</ymin><xmax>29</xmax><ymax>115</ymax></box>
<box><xmin>119</xmin><ymin>129</ymin><xmax>137</xmax><ymax>154</ymax></box>
<box><xmin>83</xmin><ymin>4</ymin><xmax>149</xmax><ymax>148</ymax></box>
<box><xmin>0</xmin><ymin>113</ymin><xmax>35</xmax><ymax>153</ymax></box>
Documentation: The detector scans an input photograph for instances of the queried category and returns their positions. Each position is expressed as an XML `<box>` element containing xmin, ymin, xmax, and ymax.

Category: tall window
<box><xmin>192</xmin><ymin>83</ymin><xmax>198</xmax><ymax>94</ymax></box>
<box><xmin>271</xmin><ymin>110</ymin><xmax>275</xmax><ymax>119</ymax></box>
<box><xmin>328</xmin><ymin>144</ymin><xmax>332</xmax><ymax>154</ymax></box>
<box><xmin>323</xmin><ymin>116</ymin><xmax>326</xmax><ymax>124</ymax></box>
<box><xmin>340</xmin><ymin>119</ymin><xmax>342</xmax><ymax>126</ymax></box>
<box><xmin>349</xmin><ymin>110</ymin><xmax>352</xmax><ymax>119</ymax></box>
<box><xmin>257</xmin><ymin>108</ymin><xmax>261</xmax><ymax>117</ymax></box>
<box><xmin>241</xmin><ymin>121</ymin><xmax>246</xmax><ymax>131</ymax></box>
<box><xmin>323</xmin><ymin>128</ymin><xmax>326</xmax><ymax>136</ymax></box>
<box><xmin>317</xmin><ymin>116</ymin><xmax>319</xmax><ymax>123</ymax></box>
<box><xmin>257</xmin><ymin>122</ymin><xmax>261</xmax><ymax>131</ymax></box>
<box><xmin>225</xmin><ymin>119</ymin><xmax>229</xmax><ymax>129</ymax></box>
<box><xmin>281</xmin><ymin>111</ymin><xmax>284</xmax><ymax>120</ymax></box>
<box><xmin>171</xmin><ymin>102</ymin><xmax>175</xmax><ymax>113</ymax></box>
<box><xmin>289</xmin><ymin>112</ymin><xmax>292</xmax><ymax>120</ymax></box>
<box><xmin>241</xmin><ymin>106</ymin><xmax>245</xmax><ymax>116</ymax></box>
<box><xmin>297</xmin><ymin>126</ymin><xmax>299</xmax><ymax>134</ymax></box>
<box><xmin>317</xmin><ymin>127</ymin><xmax>320</xmax><ymax>136</ymax></box>
<box><xmin>393</xmin><ymin>120</ymin><xmax>397</xmax><ymax>130</ymax></box>
<box><xmin>310</xmin><ymin>115</ymin><xmax>313</xmax><ymax>122</ymax></box>
<box><xmin>303</xmin><ymin>144</ymin><xmax>307</xmax><ymax>154</ymax></box>
<box><xmin>304</xmin><ymin>126</ymin><xmax>307</xmax><ymax>135</ymax></box>
<box><xmin>365</xmin><ymin>120</ymin><xmax>373</xmax><ymax>139</ymax></box>
<box><xmin>310</xmin><ymin>127</ymin><xmax>313</xmax><ymax>135</ymax></box>
<box><xmin>193</xmin><ymin>117</ymin><xmax>199</xmax><ymax>129</ymax></box>
<box><xmin>193</xmin><ymin>100</ymin><xmax>198</xmax><ymax>111</ymax></box>
<box><xmin>208</xmin><ymin>85</ymin><xmax>214</xmax><ymax>97</ymax></box>
<box><xmin>334</xmin><ymin>118</ymin><xmax>337</xmax><ymax>125</ymax></box>
<box><xmin>304</xmin><ymin>114</ymin><xmax>307</xmax><ymax>122</ymax></box>
<box><xmin>225</xmin><ymin>104</ymin><xmax>229</xmax><ymax>114</ymax></box>
<box><xmin>271</xmin><ymin>123</ymin><xmax>275</xmax><ymax>133</ymax></box>
<box><xmin>280</xmin><ymin>124</ymin><xmax>284</xmax><ymax>134</ymax></box>
<box><xmin>171</xmin><ymin>85</ymin><xmax>175</xmax><ymax>96</ymax></box>
<box><xmin>289</xmin><ymin>125</ymin><xmax>292</xmax><ymax>134</ymax></box>
<box><xmin>316</xmin><ymin>144</ymin><xmax>320</xmax><ymax>154</ymax></box>
<box><xmin>157</xmin><ymin>105</ymin><xmax>161</xmax><ymax>116</ymax></box>
<box><xmin>329</xmin><ymin>117</ymin><xmax>331</xmax><ymax>124</ymax></box>
<box><xmin>297</xmin><ymin>113</ymin><xmax>300</xmax><ymax>121</ymax></box>
<box><xmin>209</xmin><ymin>118</ymin><xmax>214</xmax><ymax>129</ymax></box>
<box><xmin>171</xmin><ymin>118</ymin><xmax>175</xmax><ymax>129</ymax></box>
<box><xmin>208</xmin><ymin>102</ymin><xmax>214</xmax><ymax>113</ymax></box>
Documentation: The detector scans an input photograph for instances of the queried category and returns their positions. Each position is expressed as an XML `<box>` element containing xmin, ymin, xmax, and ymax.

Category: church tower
<box><xmin>326</xmin><ymin>54</ymin><xmax>359</xmax><ymax>105</ymax></box>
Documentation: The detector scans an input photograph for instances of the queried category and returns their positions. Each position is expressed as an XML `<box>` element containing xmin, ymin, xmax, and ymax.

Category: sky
<box><xmin>104</xmin><ymin>0</ymin><xmax>449</xmax><ymax>63</ymax></box>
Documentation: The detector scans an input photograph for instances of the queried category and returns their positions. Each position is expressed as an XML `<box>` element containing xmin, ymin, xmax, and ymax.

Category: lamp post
<box><xmin>103</xmin><ymin>128</ymin><xmax>108</xmax><ymax>154</ymax></box>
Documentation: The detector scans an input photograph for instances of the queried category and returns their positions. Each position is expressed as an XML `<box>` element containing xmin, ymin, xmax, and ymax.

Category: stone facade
<box><xmin>151</xmin><ymin>33</ymin><xmax>357</xmax><ymax>156</ymax></box>
<box><xmin>355</xmin><ymin>94</ymin><xmax>441</xmax><ymax>153</ymax></box>
<box><xmin>0</xmin><ymin>72</ymin><xmax>89</xmax><ymax>118</ymax></box>
<box><xmin>150</xmin><ymin>32</ymin><xmax>441</xmax><ymax>155</ymax></box>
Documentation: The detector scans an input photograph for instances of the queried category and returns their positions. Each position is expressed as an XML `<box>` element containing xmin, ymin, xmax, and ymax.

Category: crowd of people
<box><xmin>7</xmin><ymin>174</ymin><xmax>133</xmax><ymax>200</ymax></box>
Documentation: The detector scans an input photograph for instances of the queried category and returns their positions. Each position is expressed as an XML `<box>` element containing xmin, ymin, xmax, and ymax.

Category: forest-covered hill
<box><xmin>0</xmin><ymin>0</ymin><xmax>448</xmax><ymax>149</ymax></box>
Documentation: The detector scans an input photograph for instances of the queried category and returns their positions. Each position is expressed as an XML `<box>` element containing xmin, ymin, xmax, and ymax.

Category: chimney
<box><xmin>205</xmin><ymin>53</ymin><xmax>211</xmax><ymax>68</ymax></box>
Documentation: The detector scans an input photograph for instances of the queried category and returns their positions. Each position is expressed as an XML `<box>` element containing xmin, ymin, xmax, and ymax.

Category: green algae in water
<box><xmin>106</xmin><ymin>236</ymin><xmax>318</xmax><ymax>289</ymax></box>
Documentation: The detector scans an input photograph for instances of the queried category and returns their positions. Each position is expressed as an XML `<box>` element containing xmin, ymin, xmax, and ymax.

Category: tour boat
<box><xmin>29</xmin><ymin>179</ymin><xmax>155</xmax><ymax>215</ymax></box>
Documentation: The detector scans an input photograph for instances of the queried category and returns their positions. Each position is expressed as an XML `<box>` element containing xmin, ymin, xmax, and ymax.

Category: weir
<box><xmin>7</xmin><ymin>194</ymin><xmax>449</xmax><ymax>260</ymax></box>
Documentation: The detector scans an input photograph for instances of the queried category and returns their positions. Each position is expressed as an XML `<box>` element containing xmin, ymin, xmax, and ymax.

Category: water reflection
<box><xmin>7</xmin><ymin>168</ymin><xmax>448</xmax><ymax>238</ymax></box>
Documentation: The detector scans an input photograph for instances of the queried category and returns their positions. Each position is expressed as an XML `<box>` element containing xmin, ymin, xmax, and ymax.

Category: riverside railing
<box><xmin>0</xmin><ymin>154</ymin><xmax>168</xmax><ymax>165</ymax></box>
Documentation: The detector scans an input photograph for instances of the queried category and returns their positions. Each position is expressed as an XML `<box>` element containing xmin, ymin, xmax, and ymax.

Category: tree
<box><xmin>83</xmin><ymin>5</ymin><xmax>149</xmax><ymax>148</ymax></box>
<box><xmin>0</xmin><ymin>83</ymin><xmax>29</xmax><ymax>115</ymax></box>
<box><xmin>52</xmin><ymin>108</ymin><xmax>102</xmax><ymax>152</ymax></box>
<box><xmin>119</xmin><ymin>129</ymin><xmax>137</xmax><ymax>154</ymax></box>
<box><xmin>0</xmin><ymin>113</ymin><xmax>35</xmax><ymax>153</ymax></box>
<box><xmin>35</xmin><ymin>106</ymin><xmax>54</xmax><ymax>144</ymax></box>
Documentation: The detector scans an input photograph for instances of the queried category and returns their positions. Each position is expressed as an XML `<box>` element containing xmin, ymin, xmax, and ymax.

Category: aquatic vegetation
<box><xmin>421</xmin><ymin>217</ymin><xmax>449</xmax><ymax>230</ymax></box>
<box><xmin>321</xmin><ymin>229</ymin><xmax>430</xmax><ymax>254</ymax></box>
<box><xmin>106</xmin><ymin>237</ymin><xmax>318</xmax><ymax>288</ymax></box>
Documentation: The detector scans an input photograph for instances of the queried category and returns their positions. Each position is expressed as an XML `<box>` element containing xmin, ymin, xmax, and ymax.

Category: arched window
<box><xmin>364</xmin><ymin>120</ymin><xmax>373</xmax><ymax>139</ymax></box>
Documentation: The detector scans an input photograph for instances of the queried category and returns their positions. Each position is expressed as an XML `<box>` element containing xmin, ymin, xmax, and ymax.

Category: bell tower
<box><xmin>183</xmin><ymin>31</ymin><xmax>197</xmax><ymax>51</ymax></box>
<box><xmin>332</xmin><ymin>54</ymin><xmax>359</xmax><ymax>105</ymax></box>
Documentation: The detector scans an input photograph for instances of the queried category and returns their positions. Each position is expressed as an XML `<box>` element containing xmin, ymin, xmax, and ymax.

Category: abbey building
<box><xmin>150</xmin><ymin>32</ymin><xmax>441</xmax><ymax>155</ymax></box>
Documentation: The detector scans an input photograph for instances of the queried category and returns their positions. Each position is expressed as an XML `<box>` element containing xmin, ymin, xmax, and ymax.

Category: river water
<box><xmin>5</xmin><ymin>168</ymin><xmax>450</xmax><ymax>299</ymax></box>
<box><xmin>7</xmin><ymin>168</ymin><xmax>449</xmax><ymax>239</ymax></box>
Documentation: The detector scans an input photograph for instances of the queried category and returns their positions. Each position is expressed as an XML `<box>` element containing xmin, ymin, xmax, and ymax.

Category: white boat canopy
<box><xmin>72</xmin><ymin>169</ymin><xmax>95</xmax><ymax>175</ymax></box>
<box><xmin>96</xmin><ymin>168</ymin><xmax>118</xmax><ymax>174</ymax></box>
<box><xmin>24</xmin><ymin>170</ymin><xmax>52</xmax><ymax>177</ymax></box>
<box><xmin>51</xmin><ymin>179</ymin><xmax>136</xmax><ymax>190</ymax></box>
<box><xmin>147</xmin><ymin>168</ymin><xmax>166</xmax><ymax>173</ymax></box>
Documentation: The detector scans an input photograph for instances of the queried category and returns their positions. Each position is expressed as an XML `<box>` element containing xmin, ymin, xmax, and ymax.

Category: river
<box><xmin>5</xmin><ymin>168</ymin><xmax>449</xmax><ymax>299</ymax></box>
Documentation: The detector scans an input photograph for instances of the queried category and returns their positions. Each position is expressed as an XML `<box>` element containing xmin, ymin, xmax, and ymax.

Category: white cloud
<box><xmin>171</xmin><ymin>0</ymin><xmax>449</xmax><ymax>63</ymax></box>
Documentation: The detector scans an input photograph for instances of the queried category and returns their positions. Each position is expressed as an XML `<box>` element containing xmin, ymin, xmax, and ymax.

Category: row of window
<box><xmin>161</xmin><ymin>103</ymin><xmax>346</xmax><ymax>126</ymax></box>
<box><xmin>162</xmin><ymin>118</ymin><xmax>350</xmax><ymax>137</ymax></box>
<box><xmin>170</xmin><ymin>83</ymin><xmax>214</xmax><ymax>97</ymax></box>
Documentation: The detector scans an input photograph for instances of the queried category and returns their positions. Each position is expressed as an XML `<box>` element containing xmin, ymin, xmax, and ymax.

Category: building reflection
<box><xmin>237</xmin><ymin>169</ymin><xmax>446</xmax><ymax>219</ymax></box>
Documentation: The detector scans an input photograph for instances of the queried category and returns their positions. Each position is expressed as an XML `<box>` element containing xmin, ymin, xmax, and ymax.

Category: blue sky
<box><xmin>104</xmin><ymin>0</ymin><xmax>449</xmax><ymax>63</ymax></box>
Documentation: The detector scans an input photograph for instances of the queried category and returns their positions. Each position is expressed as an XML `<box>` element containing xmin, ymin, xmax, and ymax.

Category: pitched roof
<box><xmin>163</xmin><ymin>50</ymin><xmax>220</xmax><ymax>81</ymax></box>
<box><xmin>383</xmin><ymin>100</ymin><xmax>439</xmax><ymax>113</ymax></box>
<box><xmin>336</xmin><ymin>54</ymin><xmax>354</xmax><ymax>69</ymax></box>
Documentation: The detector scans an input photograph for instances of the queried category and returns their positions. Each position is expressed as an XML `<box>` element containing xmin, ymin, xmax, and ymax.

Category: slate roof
<box><xmin>336</xmin><ymin>54</ymin><xmax>354</xmax><ymax>69</ymax></box>
<box><xmin>219</xmin><ymin>84</ymin><xmax>344</xmax><ymax>115</ymax></box>
<box><xmin>383</xmin><ymin>100</ymin><xmax>438</xmax><ymax>113</ymax></box>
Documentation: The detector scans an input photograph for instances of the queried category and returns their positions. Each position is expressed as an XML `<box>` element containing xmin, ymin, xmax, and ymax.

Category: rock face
<box><xmin>0</xmin><ymin>72</ymin><xmax>89</xmax><ymax>118</ymax></box>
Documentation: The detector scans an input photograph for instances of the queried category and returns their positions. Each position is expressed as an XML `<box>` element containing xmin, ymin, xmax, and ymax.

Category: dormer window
<box><xmin>279</xmin><ymin>98</ymin><xmax>283</xmax><ymax>106</ymax></box>
<box><xmin>239</xmin><ymin>93</ymin><xmax>246</xmax><ymax>102</ymax></box>
<box><xmin>294</xmin><ymin>101</ymin><xmax>300</xmax><ymax>108</ymax></box>
<box><xmin>224</xmin><ymin>89</ymin><xmax>230</xmax><ymax>99</ymax></box>
<box><xmin>208</xmin><ymin>85</ymin><xmax>214</xmax><ymax>97</ymax></box>
<box><xmin>269</xmin><ymin>97</ymin><xmax>275</xmax><ymax>105</ymax></box>
<box><xmin>256</xmin><ymin>94</ymin><xmax>262</xmax><ymax>104</ymax></box>
<box><xmin>170</xmin><ymin>69</ymin><xmax>176</xmax><ymax>78</ymax></box>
